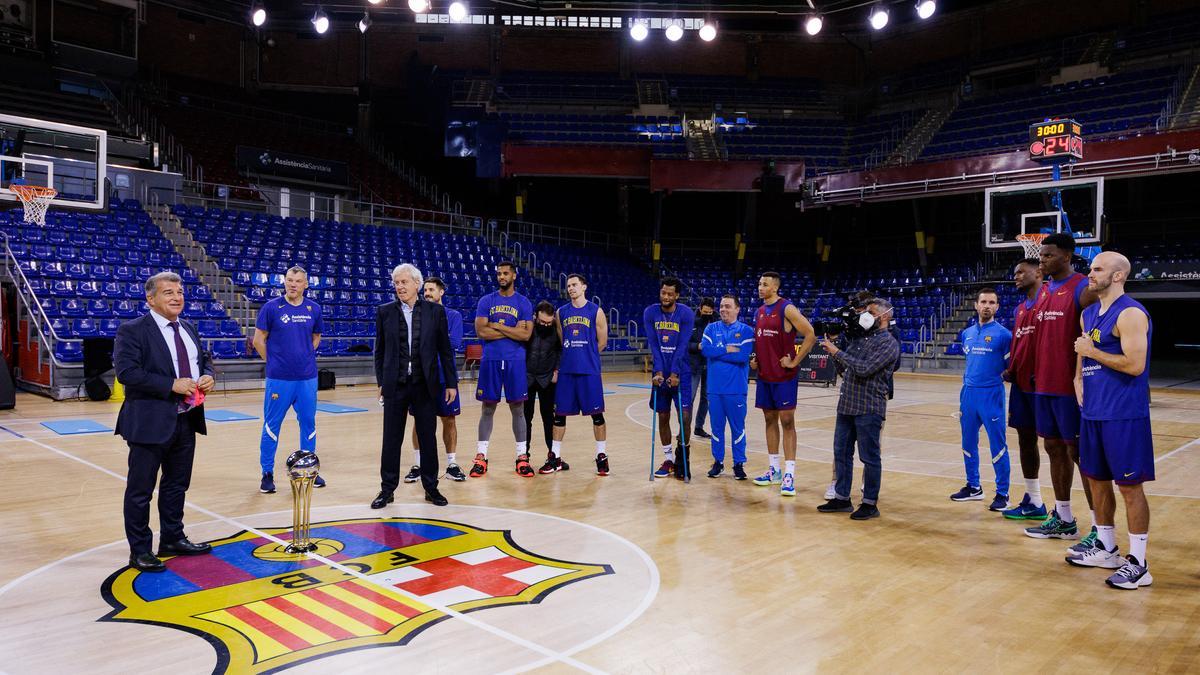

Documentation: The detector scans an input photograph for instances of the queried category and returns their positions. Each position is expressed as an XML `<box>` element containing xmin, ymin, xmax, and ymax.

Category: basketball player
<box><xmin>951</xmin><ymin>287</ymin><xmax>1011</xmax><ymax>511</ymax></box>
<box><xmin>472</xmin><ymin>261</ymin><xmax>533</xmax><ymax>477</ymax></box>
<box><xmin>545</xmin><ymin>274</ymin><xmax>609</xmax><ymax>475</ymax></box>
<box><xmin>646</xmin><ymin>277</ymin><xmax>695</xmax><ymax>480</ymax></box>
<box><xmin>1023</xmin><ymin>233</ymin><xmax>1100</xmax><ymax>543</ymax></box>
<box><xmin>749</xmin><ymin>271</ymin><xmax>816</xmax><ymax>497</ymax></box>
<box><xmin>252</xmin><ymin>266</ymin><xmax>325</xmax><ymax>494</ymax></box>
<box><xmin>1002</xmin><ymin>259</ymin><xmax>1049</xmax><ymax>520</ymax></box>
<box><xmin>404</xmin><ymin>277</ymin><xmax>465</xmax><ymax>483</ymax></box>
<box><xmin>1066</xmin><ymin>252</ymin><xmax>1155</xmax><ymax>589</ymax></box>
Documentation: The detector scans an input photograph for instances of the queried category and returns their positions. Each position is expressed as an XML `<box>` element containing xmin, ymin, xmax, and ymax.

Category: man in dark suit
<box><xmin>373</xmin><ymin>263</ymin><xmax>458</xmax><ymax>508</ymax></box>
<box><xmin>114</xmin><ymin>272</ymin><xmax>216</xmax><ymax>572</ymax></box>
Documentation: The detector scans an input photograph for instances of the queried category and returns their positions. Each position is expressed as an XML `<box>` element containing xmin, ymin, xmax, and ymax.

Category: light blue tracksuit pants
<box><xmin>708</xmin><ymin>393</ymin><xmax>747</xmax><ymax>465</ymax></box>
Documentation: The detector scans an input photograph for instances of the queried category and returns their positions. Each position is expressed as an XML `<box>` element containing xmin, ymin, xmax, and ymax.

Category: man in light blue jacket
<box><xmin>702</xmin><ymin>294</ymin><xmax>755</xmax><ymax>480</ymax></box>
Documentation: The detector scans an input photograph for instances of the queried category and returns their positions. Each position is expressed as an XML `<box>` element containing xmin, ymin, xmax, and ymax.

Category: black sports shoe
<box><xmin>403</xmin><ymin>466</ymin><xmax>421</xmax><ymax>484</ymax></box>
<box><xmin>817</xmin><ymin>498</ymin><xmax>854</xmax><ymax>513</ymax></box>
<box><xmin>595</xmin><ymin>453</ymin><xmax>610</xmax><ymax>476</ymax></box>
<box><xmin>732</xmin><ymin>463</ymin><xmax>748</xmax><ymax>480</ymax></box>
<box><xmin>673</xmin><ymin>442</ymin><xmax>691</xmax><ymax>481</ymax></box>
<box><xmin>850</xmin><ymin>503</ymin><xmax>880</xmax><ymax>520</ymax></box>
<box><xmin>445</xmin><ymin>463</ymin><xmax>467</xmax><ymax>481</ymax></box>
<box><xmin>707</xmin><ymin>461</ymin><xmax>724</xmax><ymax>478</ymax></box>
<box><xmin>259</xmin><ymin>471</ymin><xmax>275</xmax><ymax>494</ymax></box>
<box><xmin>693</xmin><ymin>428</ymin><xmax>711</xmax><ymax>439</ymax></box>
<box><xmin>539</xmin><ymin>454</ymin><xmax>569</xmax><ymax>474</ymax></box>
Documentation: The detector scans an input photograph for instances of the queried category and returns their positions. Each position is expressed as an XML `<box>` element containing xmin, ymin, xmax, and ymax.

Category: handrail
<box><xmin>607</xmin><ymin>307</ymin><xmax>620</xmax><ymax>335</ymax></box>
<box><xmin>542</xmin><ymin>262</ymin><xmax>553</xmax><ymax>286</ymax></box>
<box><xmin>1</xmin><ymin>233</ymin><xmax>70</xmax><ymax>377</ymax></box>
<box><xmin>626</xmin><ymin>319</ymin><xmax>639</xmax><ymax>338</ymax></box>
<box><xmin>558</xmin><ymin>272</ymin><xmax>568</xmax><ymax>291</ymax></box>
<box><xmin>527</xmin><ymin>251</ymin><xmax>537</xmax><ymax>272</ymax></box>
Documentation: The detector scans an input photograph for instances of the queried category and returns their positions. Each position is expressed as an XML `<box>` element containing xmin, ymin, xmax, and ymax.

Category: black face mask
<box><xmin>535</xmin><ymin>323</ymin><xmax>555</xmax><ymax>336</ymax></box>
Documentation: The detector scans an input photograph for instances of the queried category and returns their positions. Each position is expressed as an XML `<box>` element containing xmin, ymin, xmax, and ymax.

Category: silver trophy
<box><xmin>285</xmin><ymin>450</ymin><xmax>320</xmax><ymax>554</ymax></box>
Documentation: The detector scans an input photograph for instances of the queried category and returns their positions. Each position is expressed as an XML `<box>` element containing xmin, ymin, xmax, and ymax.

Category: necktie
<box><xmin>169</xmin><ymin>321</ymin><xmax>193</xmax><ymax>379</ymax></box>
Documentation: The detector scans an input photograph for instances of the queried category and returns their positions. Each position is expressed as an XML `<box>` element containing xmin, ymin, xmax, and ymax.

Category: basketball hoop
<box><xmin>9</xmin><ymin>184</ymin><xmax>57</xmax><ymax>226</ymax></box>
<box><xmin>1016</xmin><ymin>233</ymin><xmax>1048</xmax><ymax>259</ymax></box>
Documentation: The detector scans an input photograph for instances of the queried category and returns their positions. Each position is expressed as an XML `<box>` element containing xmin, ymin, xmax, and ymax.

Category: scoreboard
<box><xmin>1029</xmin><ymin>118</ymin><xmax>1083</xmax><ymax>161</ymax></box>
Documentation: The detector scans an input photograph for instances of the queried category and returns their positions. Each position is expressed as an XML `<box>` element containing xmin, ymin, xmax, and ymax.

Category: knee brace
<box><xmin>591</xmin><ymin>414</ymin><xmax>606</xmax><ymax>426</ymax></box>
<box><xmin>553</xmin><ymin>415</ymin><xmax>567</xmax><ymax>427</ymax></box>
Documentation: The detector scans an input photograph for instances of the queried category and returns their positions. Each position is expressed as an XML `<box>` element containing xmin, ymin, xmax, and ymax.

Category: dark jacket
<box><xmin>374</xmin><ymin>299</ymin><xmax>457</xmax><ymax>399</ymax></box>
<box><xmin>525</xmin><ymin>323</ymin><xmax>562</xmax><ymax>388</ymax></box>
<box><xmin>114</xmin><ymin>313</ymin><xmax>213</xmax><ymax>444</ymax></box>
<box><xmin>688</xmin><ymin>313</ymin><xmax>716</xmax><ymax>371</ymax></box>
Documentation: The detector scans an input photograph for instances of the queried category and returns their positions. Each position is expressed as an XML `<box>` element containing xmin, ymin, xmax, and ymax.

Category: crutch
<box><xmin>649</xmin><ymin>386</ymin><xmax>658</xmax><ymax>481</ymax></box>
<box><xmin>676</xmin><ymin>387</ymin><xmax>691</xmax><ymax>483</ymax></box>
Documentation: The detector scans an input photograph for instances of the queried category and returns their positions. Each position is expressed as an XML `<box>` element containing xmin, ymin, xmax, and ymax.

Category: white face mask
<box><xmin>858</xmin><ymin>311</ymin><xmax>877</xmax><ymax>330</ymax></box>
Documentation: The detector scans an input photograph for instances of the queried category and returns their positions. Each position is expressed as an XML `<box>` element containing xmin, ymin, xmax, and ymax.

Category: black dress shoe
<box><xmin>371</xmin><ymin>491</ymin><xmax>394</xmax><ymax>509</ymax></box>
<box><xmin>158</xmin><ymin>538</ymin><xmax>212</xmax><ymax>556</ymax></box>
<box><xmin>129</xmin><ymin>552</ymin><xmax>166</xmax><ymax>572</ymax></box>
<box><xmin>425</xmin><ymin>489</ymin><xmax>448</xmax><ymax>506</ymax></box>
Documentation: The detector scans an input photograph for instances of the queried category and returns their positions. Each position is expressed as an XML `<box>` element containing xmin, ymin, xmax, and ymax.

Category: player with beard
<box><xmin>1002</xmin><ymin>259</ymin><xmax>1049</xmax><ymax>520</ymax></box>
<box><xmin>646</xmin><ymin>277</ymin><xmax>696</xmax><ymax>480</ymax></box>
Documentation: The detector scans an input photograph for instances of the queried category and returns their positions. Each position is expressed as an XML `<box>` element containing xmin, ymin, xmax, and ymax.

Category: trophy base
<box><xmin>285</xmin><ymin>542</ymin><xmax>318</xmax><ymax>554</ymax></box>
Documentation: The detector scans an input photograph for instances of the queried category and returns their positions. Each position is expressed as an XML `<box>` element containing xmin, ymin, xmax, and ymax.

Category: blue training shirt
<box><xmin>643</xmin><ymin>303</ymin><xmax>694</xmax><ymax>377</ymax></box>
<box><xmin>960</xmin><ymin>320</ymin><xmax>1011</xmax><ymax>388</ymax></box>
<box><xmin>557</xmin><ymin>300</ymin><xmax>602</xmax><ymax>375</ymax></box>
<box><xmin>476</xmin><ymin>291</ymin><xmax>533</xmax><ymax>362</ymax></box>
<box><xmin>701</xmin><ymin>319</ymin><xmax>754</xmax><ymax>396</ymax></box>
<box><xmin>256</xmin><ymin>296</ymin><xmax>324</xmax><ymax>380</ymax></box>
<box><xmin>1081</xmin><ymin>294</ymin><xmax>1152</xmax><ymax>421</ymax></box>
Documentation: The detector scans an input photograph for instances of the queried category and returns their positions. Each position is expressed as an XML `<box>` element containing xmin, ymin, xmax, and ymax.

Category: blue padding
<box><xmin>41</xmin><ymin>419</ymin><xmax>112</xmax><ymax>435</ymax></box>
<box><xmin>205</xmin><ymin>409</ymin><xmax>258</xmax><ymax>422</ymax></box>
<box><xmin>315</xmin><ymin>402</ymin><xmax>368</xmax><ymax>414</ymax></box>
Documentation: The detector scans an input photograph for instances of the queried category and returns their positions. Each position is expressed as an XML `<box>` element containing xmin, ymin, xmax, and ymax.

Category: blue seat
<box><xmin>61</xmin><ymin>298</ymin><xmax>86</xmax><ymax>317</ymax></box>
<box><xmin>205</xmin><ymin>301</ymin><xmax>226</xmax><ymax>318</ymax></box>
<box><xmin>113</xmin><ymin>300</ymin><xmax>140</xmax><ymax>318</ymax></box>
<box><xmin>54</xmin><ymin>341</ymin><xmax>84</xmax><ymax>362</ymax></box>
<box><xmin>86</xmin><ymin>299</ymin><xmax>111</xmax><ymax>316</ymax></box>
<box><xmin>212</xmin><ymin>341</ymin><xmax>241</xmax><ymax>359</ymax></box>
<box><xmin>198</xmin><ymin>320</ymin><xmax>221</xmax><ymax>337</ymax></box>
<box><xmin>220</xmin><ymin>319</ymin><xmax>243</xmax><ymax>337</ymax></box>
<box><xmin>99</xmin><ymin>318</ymin><xmax>122</xmax><ymax>337</ymax></box>
<box><xmin>74</xmin><ymin>318</ymin><xmax>101</xmax><ymax>337</ymax></box>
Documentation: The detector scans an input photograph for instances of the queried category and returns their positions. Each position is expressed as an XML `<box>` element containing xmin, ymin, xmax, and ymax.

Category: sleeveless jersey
<box><xmin>754</xmin><ymin>298</ymin><xmax>799</xmax><ymax>383</ymax></box>
<box><xmin>1009</xmin><ymin>295</ymin><xmax>1038</xmax><ymax>392</ymax></box>
<box><xmin>1033</xmin><ymin>272</ymin><xmax>1087</xmax><ymax>396</ymax></box>
<box><xmin>557</xmin><ymin>301</ymin><xmax>602</xmax><ymax>375</ymax></box>
<box><xmin>1081</xmin><ymin>295</ymin><xmax>1151</xmax><ymax>420</ymax></box>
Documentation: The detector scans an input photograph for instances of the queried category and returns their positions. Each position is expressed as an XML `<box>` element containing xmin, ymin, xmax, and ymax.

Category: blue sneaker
<box><xmin>1106</xmin><ymin>555</ymin><xmax>1153</xmax><ymax>590</ymax></box>
<box><xmin>753</xmin><ymin>466</ymin><xmax>783</xmax><ymax>486</ymax></box>
<box><xmin>950</xmin><ymin>484</ymin><xmax>984</xmax><ymax>501</ymax></box>
<box><xmin>780</xmin><ymin>473</ymin><xmax>796</xmax><ymax>497</ymax></box>
<box><xmin>1002</xmin><ymin>493</ymin><xmax>1049</xmax><ymax>520</ymax></box>
<box><xmin>259</xmin><ymin>471</ymin><xmax>275</xmax><ymax>494</ymax></box>
<box><xmin>1023</xmin><ymin>510</ymin><xmax>1079</xmax><ymax>540</ymax></box>
<box><xmin>706</xmin><ymin>462</ymin><xmax>724</xmax><ymax>478</ymax></box>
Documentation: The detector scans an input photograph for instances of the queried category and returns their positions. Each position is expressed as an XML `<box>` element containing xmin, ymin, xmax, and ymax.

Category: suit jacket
<box><xmin>374</xmin><ymin>299</ymin><xmax>458</xmax><ymax>399</ymax></box>
<box><xmin>114</xmin><ymin>313</ymin><xmax>213</xmax><ymax>444</ymax></box>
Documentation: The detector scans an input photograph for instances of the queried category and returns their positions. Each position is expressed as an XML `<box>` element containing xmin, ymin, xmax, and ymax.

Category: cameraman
<box><xmin>816</xmin><ymin>298</ymin><xmax>899</xmax><ymax>521</ymax></box>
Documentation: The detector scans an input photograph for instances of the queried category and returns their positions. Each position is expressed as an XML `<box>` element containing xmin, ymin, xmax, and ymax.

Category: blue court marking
<box><xmin>618</xmin><ymin>383</ymin><xmax>655</xmax><ymax>390</ymax></box>
<box><xmin>41</xmin><ymin>419</ymin><xmax>112</xmax><ymax>435</ymax></box>
<box><xmin>205</xmin><ymin>409</ymin><xmax>258</xmax><ymax>422</ymax></box>
<box><xmin>603</xmin><ymin>390</ymin><xmax>617</xmax><ymax>395</ymax></box>
<box><xmin>315</xmin><ymin>402</ymin><xmax>368</xmax><ymax>414</ymax></box>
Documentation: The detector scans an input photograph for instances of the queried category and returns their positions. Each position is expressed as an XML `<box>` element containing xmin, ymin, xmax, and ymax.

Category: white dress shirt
<box><xmin>150</xmin><ymin>310</ymin><xmax>201</xmax><ymax>379</ymax></box>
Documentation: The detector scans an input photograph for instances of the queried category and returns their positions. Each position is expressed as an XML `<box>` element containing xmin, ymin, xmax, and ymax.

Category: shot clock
<box><xmin>1029</xmin><ymin>118</ymin><xmax>1083</xmax><ymax>161</ymax></box>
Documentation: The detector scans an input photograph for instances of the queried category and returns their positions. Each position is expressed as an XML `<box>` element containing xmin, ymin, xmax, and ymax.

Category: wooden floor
<box><xmin>2</xmin><ymin>372</ymin><xmax>1199</xmax><ymax>673</ymax></box>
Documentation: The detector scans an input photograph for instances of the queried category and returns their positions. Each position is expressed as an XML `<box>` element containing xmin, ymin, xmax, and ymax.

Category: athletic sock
<box><xmin>446</xmin><ymin>452</ymin><xmax>456</xmax><ymax>465</ymax></box>
<box><xmin>551</xmin><ymin>440</ymin><xmax>562</xmax><ymax>457</ymax></box>
<box><xmin>1089</xmin><ymin>510</ymin><xmax>1096</xmax><ymax>529</ymax></box>
<box><xmin>1129</xmin><ymin>533</ymin><xmax>1148</xmax><ymax>563</ymax></box>
<box><xmin>768</xmin><ymin>454</ymin><xmax>781</xmax><ymax>471</ymax></box>
<box><xmin>596</xmin><ymin>440</ymin><xmax>606</xmax><ymax>456</ymax></box>
<box><xmin>784</xmin><ymin>460</ymin><xmax>796</xmax><ymax>475</ymax></box>
<box><xmin>662</xmin><ymin>444</ymin><xmax>674</xmax><ymax>460</ymax></box>
<box><xmin>515</xmin><ymin>441</ymin><xmax>528</xmax><ymax>457</ymax></box>
<box><xmin>1096</xmin><ymin>525</ymin><xmax>1116</xmax><ymax>551</ymax></box>
<box><xmin>477</xmin><ymin>441</ymin><xmax>489</xmax><ymax>457</ymax></box>
<box><xmin>1025</xmin><ymin>479</ymin><xmax>1043</xmax><ymax>507</ymax></box>
<box><xmin>1055</xmin><ymin>500</ymin><xmax>1073</xmax><ymax>523</ymax></box>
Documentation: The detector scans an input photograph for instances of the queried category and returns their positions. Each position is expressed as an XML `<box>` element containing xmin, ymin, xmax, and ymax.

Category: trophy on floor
<box><xmin>285</xmin><ymin>450</ymin><xmax>320</xmax><ymax>554</ymax></box>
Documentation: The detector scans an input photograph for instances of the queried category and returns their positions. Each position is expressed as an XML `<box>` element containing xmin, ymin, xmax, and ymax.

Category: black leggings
<box><xmin>525</xmin><ymin>378</ymin><xmax>556</xmax><ymax>453</ymax></box>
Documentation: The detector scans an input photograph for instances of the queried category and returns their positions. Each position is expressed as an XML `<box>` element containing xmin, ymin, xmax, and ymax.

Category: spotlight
<box><xmin>448</xmin><ymin>1</ymin><xmax>468</xmax><ymax>22</ymax></box>
<box><xmin>630</xmin><ymin>20</ymin><xmax>648</xmax><ymax>41</ymax></box>
<box><xmin>868</xmin><ymin>5</ymin><xmax>889</xmax><ymax>30</ymax></box>
<box><xmin>408</xmin><ymin>0</ymin><xmax>430</xmax><ymax>12</ymax></box>
<box><xmin>664</xmin><ymin>22</ymin><xmax>683</xmax><ymax>42</ymax></box>
<box><xmin>698</xmin><ymin>22</ymin><xmax>717</xmax><ymax>42</ymax></box>
<box><xmin>358</xmin><ymin>11</ymin><xmax>371</xmax><ymax>33</ymax></box>
<box><xmin>250</xmin><ymin>3</ymin><xmax>266</xmax><ymax>27</ymax></box>
<box><xmin>804</xmin><ymin>14</ymin><xmax>823</xmax><ymax>36</ymax></box>
<box><xmin>916</xmin><ymin>0</ymin><xmax>936</xmax><ymax>19</ymax></box>
<box><xmin>367</xmin><ymin>0</ymin><xmax>384</xmax><ymax>4</ymax></box>
<box><xmin>311</xmin><ymin>7</ymin><xmax>330</xmax><ymax>34</ymax></box>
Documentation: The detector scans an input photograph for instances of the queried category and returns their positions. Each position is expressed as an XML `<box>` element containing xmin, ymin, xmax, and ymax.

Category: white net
<box><xmin>10</xmin><ymin>185</ymin><xmax>57</xmax><ymax>226</ymax></box>
<box><xmin>1016</xmin><ymin>233</ymin><xmax>1047</xmax><ymax>259</ymax></box>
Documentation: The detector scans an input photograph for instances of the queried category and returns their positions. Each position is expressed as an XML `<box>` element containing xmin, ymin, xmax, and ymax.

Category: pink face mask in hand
<box><xmin>184</xmin><ymin>388</ymin><xmax>206</xmax><ymax>410</ymax></box>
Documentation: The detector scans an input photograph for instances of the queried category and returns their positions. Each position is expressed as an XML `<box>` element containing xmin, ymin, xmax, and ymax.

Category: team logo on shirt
<box><xmin>1088</xmin><ymin>328</ymin><xmax>1102</xmax><ymax>343</ymax></box>
<box><xmin>100</xmin><ymin>517</ymin><xmax>612</xmax><ymax>674</ymax></box>
<box><xmin>281</xmin><ymin>314</ymin><xmax>291</xmax><ymax>324</ymax></box>
<box><xmin>984</xmin><ymin>336</ymin><xmax>992</xmax><ymax>343</ymax></box>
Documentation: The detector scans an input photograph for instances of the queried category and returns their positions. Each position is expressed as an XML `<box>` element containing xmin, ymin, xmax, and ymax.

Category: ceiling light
<box><xmin>698</xmin><ymin>22</ymin><xmax>716</xmax><ymax>42</ymax></box>
<box><xmin>869</xmin><ymin>6</ymin><xmax>889</xmax><ymax>30</ymax></box>
<box><xmin>358</xmin><ymin>11</ymin><xmax>371</xmax><ymax>33</ymax></box>
<box><xmin>664</xmin><ymin>22</ymin><xmax>684</xmax><ymax>42</ymax></box>
<box><xmin>311</xmin><ymin>7</ymin><xmax>330</xmax><ymax>34</ymax></box>
<box><xmin>250</xmin><ymin>3</ymin><xmax>266</xmax><ymax>27</ymax></box>
<box><xmin>408</xmin><ymin>0</ymin><xmax>430</xmax><ymax>13</ymax></box>
<box><xmin>804</xmin><ymin>14</ymin><xmax>823</xmax><ymax>36</ymax></box>
<box><xmin>630</xmin><ymin>20</ymin><xmax>648</xmax><ymax>41</ymax></box>
<box><xmin>448</xmin><ymin>1</ymin><xmax>468</xmax><ymax>22</ymax></box>
<box><xmin>916</xmin><ymin>0</ymin><xmax>936</xmax><ymax>20</ymax></box>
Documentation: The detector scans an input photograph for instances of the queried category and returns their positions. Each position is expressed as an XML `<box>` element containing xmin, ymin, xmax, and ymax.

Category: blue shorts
<box><xmin>1008</xmin><ymin>384</ymin><xmax>1036</xmax><ymax>430</ymax></box>
<box><xmin>554</xmin><ymin>372</ymin><xmax>605</xmax><ymax>416</ymax></box>
<box><xmin>755</xmin><ymin>378</ymin><xmax>798</xmax><ymax>411</ymax></box>
<box><xmin>412</xmin><ymin>387</ymin><xmax>461</xmax><ymax>417</ymax></box>
<box><xmin>1080</xmin><ymin>417</ymin><xmax>1155</xmax><ymax>485</ymax></box>
<box><xmin>650</xmin><ymin>371</ymin><xmax>692</xmax><ymax>413</ymax></box>
<box><xmin>476</xmin><ymin>359</ymin><xmax>527</xmax><ymax>403</ymax></box>
<box><xmin>1034</xmin><ymin>393</ymin><xmax>1080</xmax><ymax>441</ymax></box>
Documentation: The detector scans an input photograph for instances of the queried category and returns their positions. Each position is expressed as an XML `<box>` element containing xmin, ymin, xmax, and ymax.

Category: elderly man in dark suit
<box><xmin>373</xmin><ymin>263</ymin><xmax>458</xmax><ymax>509</ymax></box>
<box><xmin>114</xmin><ymin>271</ymin><xmax>216</xmax><ymax>572</ymax></box>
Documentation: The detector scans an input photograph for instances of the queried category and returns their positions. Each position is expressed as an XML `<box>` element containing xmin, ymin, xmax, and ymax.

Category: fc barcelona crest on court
<box><xmin>100</xmin><ymin>517</ymin><xmax>613</xmax><ymax>673</ymax></box>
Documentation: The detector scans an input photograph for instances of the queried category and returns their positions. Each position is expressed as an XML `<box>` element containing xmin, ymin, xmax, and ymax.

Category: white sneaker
<box><xmin>824</xmin><ymin>480</ymin><xmax>836</xmax><ymax>500</ymax></box>
<box><xmin>1066</xmin><ymin>542</ymin><xmax>1123</xmax><ymax>569</ymax></box>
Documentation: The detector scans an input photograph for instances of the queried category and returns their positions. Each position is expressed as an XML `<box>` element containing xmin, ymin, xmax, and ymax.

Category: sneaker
<box><xmin>780</xmin><ymin>473</ymin><xmax>796</xmax><ymax>497</ymax></box>
<box><xmin>260</xmin><ymin>471</ymin><xmax>275</xmax><ymax>494</ymax></box>
<box><xmin>1002</xmin><ymin>494</ymin><xmax>1049</xmax><ymax>520</ymax></box>
<box><xmin>468</xmin><ymin>454</ymin><xmax>488</xmax><ymax>478</ymax></box>
<box><xmin>707</xmin><ymin>462</ymin><xmax>724</xmax><ymax>478</ymax></box>
<box><xmin>1023</xmin><ymin>511</ymin><xmax>1079</xmax><ymax>540</ymax></box>
<box><xmin>403</xmin><ymin>465</ymin><xmax>421</xmax><ymax>484</ymax></box>
<box><xmin>1066</xmin><ymin>541</ymin><xmax>1123</xmax><ymax>569</ymax></box>
<box><xmin>1105</xmin><ymin>555</ymin><xmax>1153</xmax><ymax>590</ymax></box>
<box><xmin>653</xmin><ymin>460</ymin><xmax>675</xmax><ymax>478</ymax></box>
<box><xmin>949</xmin><ymin>485</ymin><xmax>984</xmax><ymax>501</ymax></box>
<box><xmin>515</xmin><ymin>453</ymin><xmax>535</xmax><ymax>477</ymax></box>
<box><xmin>314</xmin><ymin>475</ymin><xmax>326</xmax><ymax>488</ymax></box>
<box><xmin>753</xmin><ymin>467</ymin><xmax>783</xmax><ymax>486</ymax></box>
<box><xmin>987</xmin><ymin>494</ymin><xmax>1009</xmax><ymax>512</ymax></box>
<box><xmin>1068</xmin><ymin>526</ymin><xmax>1099</xmax><ymax>555</ymax></box>
<box><xmin>595</xmin><ymin>453</ymin><xmax>610</xmax><ymax>476</ymax></box>
<box><xmin>818</xmin><ymin>498</ymin><xmax>854</xmax><ymax>513</ymax></box>
<box><xmin>445</xmin><ymin>463</ymin><xmax>467</xmax><ymax>481</ymax></box>
<box><xmin>824</xmin><ymin>480</ymin><xmax>836</xmax><ymax>500</ymax></box>
<box><xmin>850</xmin><ymin>503</ymin><xmax>880</xmax><ymax>520</ymax></box>
<box><xmin>693</xmin><ymin>428</ymin><xmax>711</xmax><ymax>439</ymax></box>
<box><xmin>732</xmin><ymin>464</ymin><xmax>747</xmax><ymax>480</ymax></box>
<box><xmin>538</xmin><ymin>454</ymin><xmax>569</xmax><ymax>474</ymax></box>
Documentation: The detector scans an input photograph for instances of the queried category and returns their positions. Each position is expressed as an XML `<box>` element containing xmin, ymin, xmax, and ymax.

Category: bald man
<box><xmin>1067</xmin><ymin>252</ymin><xmax>1155</xmax><ymax>590</ymax></box>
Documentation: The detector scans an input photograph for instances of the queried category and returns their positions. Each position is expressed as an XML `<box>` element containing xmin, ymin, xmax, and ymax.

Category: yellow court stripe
<box><xmin>283</xmin><ymin>592</ymin><xmax>380</xmax><ymax>638</ymax></box>
<box><xmin>246</xmin><ymin>600</ymin><xmax>335</xmax><ymax>646</ymax></box>
<box><xmin>319</xmin><ymin>583</ymin><xmax>423</xmax><ymax>625</ymax></box>
<box><xmin>203</xmin><ymin>609</ymin><xmax>291</xmax><ymax>661</ymax></box>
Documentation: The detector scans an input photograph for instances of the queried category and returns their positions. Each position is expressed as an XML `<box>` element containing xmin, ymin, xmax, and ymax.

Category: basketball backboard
<box><xmin>983</xmin><ymin>176</ymin><xmax>1103</xmax><ymax>250</ymax></box>
<box><xmin>0</xmin><ymin>113</ymin><xmax>107</xmax><ymax>211</ymax></box>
